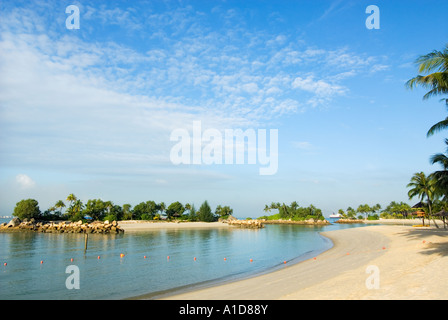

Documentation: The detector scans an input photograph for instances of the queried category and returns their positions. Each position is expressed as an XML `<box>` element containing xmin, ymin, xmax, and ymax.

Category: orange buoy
<box><xmin>250</xmin><ymin>259</ymin><xmax>253</xmax><ymax>262</ymax></box>
<box><xmin>98</xmin><ymin>256</ymin><xmax>101</xmax><ymax>259</ymax></box>
<box><xmin>3</xmin><ymin>262</ymin><xmax>6</xmax><ymax>266</ymax></box>
<box><xmin>313</xmin><ymin>257</ymin><xmax>317</xmax><ymax>260</ymax></box>
<box><xmin>167</xmin><ymin>255</ymin><xmax>170</xmax><ymax>260</ymax></box>
<box><xmin>382</xmin><ymin>246</ymin><xmax>386</xmax><ymax>250</ymax></box>
<box><xmin>120</xmin><ymin>253</ymin><xmax>125</xmax><ymax>258</ymax></box>
<box><xmin>144</xmin><ymin>255</ymin><xmax>147</xmax><ymax>259</ymax></box>
<box><xmin>70</xmin><ymin>258</ymin><xmax>74</xmax><ymax>262</ymax></box>
<box><xmin>283</xmin><ymin>261</ymin><xmax>287</xmax><ymax>264</ymax></box>
<box><xmin>40</xmin><ymin>260</ymin><xmax>43</xmax><ymax>264</ymax></box>
<box><xmin>194</xmin><ymin>257</ymin><xmax>197</xmax><ymax>261</ymax></box>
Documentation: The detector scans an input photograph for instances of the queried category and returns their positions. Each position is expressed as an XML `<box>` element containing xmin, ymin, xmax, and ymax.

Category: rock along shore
<box><xmin>260</xmin><ymin>218</ymin><xmax>331</xmax><ymax>225</ymax></box>
<box><xmin>0</xmin><ymin>217</ymin><xmax>125</xmax><ymax>234</ymax></box>
<box><xmin>224</xmin><ymin>218</ymin><xmax>264</xmax><ymax>229</ymax></box>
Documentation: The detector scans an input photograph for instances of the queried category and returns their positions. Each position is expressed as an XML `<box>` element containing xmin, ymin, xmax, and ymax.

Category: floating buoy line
<box><xmin>1</xmin><ymin>241</ymin><xmax>405</xmax><ymax>269</ymax></box>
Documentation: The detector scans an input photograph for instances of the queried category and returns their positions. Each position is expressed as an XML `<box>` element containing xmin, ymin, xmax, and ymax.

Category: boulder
<box><xmin>7</xmin><ymin>217</ymin><xmax>21</xmax><ymax>228</ymax></box>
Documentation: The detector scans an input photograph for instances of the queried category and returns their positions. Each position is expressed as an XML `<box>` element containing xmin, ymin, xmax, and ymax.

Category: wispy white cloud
<box><xmin>292</xmin><ymin>75</ymin><xmax>347</xmax><ymax>107</ymax></box>
<box><xmin>0</xmin><ymin>1</ymin><xmax>386</xmax><ymax>181</ymax></box>
<box><xmin>292</xmin><ymin>141</ymin><xmax>313</xmax><ymax>150</ymax></box>
<box><xmin>16</xmin><ymin>174</ymin><xmax>36</xmax><ymax>189</ymax></box>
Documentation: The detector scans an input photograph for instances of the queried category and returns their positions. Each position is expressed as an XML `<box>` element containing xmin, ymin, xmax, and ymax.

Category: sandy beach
<box><xmin>150</xmin><ymin>224</ymin><xmax>448</xmax><ymax>300</ymax></box>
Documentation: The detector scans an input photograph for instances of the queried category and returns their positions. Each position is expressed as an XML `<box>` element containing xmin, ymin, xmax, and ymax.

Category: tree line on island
<box><xmin>12</xmin><ymin>195</ymin><xmax>233</xmax><ymax>223</ymax></box>
<box><xmin>258</xmin><ymin>200</ymin><xmax>446</xmax><ymax>222</ymax></box>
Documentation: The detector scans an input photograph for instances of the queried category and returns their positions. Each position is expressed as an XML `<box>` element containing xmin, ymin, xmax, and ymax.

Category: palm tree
<box><xmin>406</xmin><ymin>44</ymin><xmax>448</xmax><ymax>136</ymax></box>
<box><xmin>158</xmin><ymin>202</ymin><xmax>166</xmax><ymax>216</ymax></box>
<box><xmin>407</xmin><ymin>172</ymin><xmax>437</xmax><ymax>224</ymax></box>
<box><xmin>66</xmin><ymin>194</ymin><xmax>77</xmax><ymax>207</ymax></box>
<box><xmin>430</xmin><ymin>139</ymin><xmax>448</xmax><ymax>200</ymax></box>
<box><xmin>55</xmin><ymin>200</ymin><xmax>66</xmax><ymax>216</ymax></box>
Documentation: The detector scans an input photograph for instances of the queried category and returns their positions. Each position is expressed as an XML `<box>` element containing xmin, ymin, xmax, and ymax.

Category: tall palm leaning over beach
<box><xmin>407</xmin><ymin>172</ymin><xmax>436</xmax><ymax>224</ymax></box>
<box><xmin>406</xmin><ymin>44</ymin><xmax>448</xmax><ymax>137</ymax></box>
<box><xmin>430</xmin><ymin>139</ymin><xmax>448</xmax><ymax>200</ymax></box>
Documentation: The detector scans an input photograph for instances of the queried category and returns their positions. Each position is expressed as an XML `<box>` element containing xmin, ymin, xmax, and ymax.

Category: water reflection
<box><xmin>0</xmin><ymin>223</ymin><xmax>364</xmax><ymax>299</ymax></box>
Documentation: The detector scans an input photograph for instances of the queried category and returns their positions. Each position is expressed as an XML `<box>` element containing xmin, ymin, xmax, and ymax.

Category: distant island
<box><xmin>8</xmin><ymin>195</ymin><xmax>232</xmax><ymax>224</ymax></box>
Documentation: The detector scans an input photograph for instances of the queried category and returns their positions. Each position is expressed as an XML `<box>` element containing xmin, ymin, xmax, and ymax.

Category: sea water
<box><xmin>0</xmin><ymin>219</ymin><xmax>363</xmax><ymax>300</ymax></box>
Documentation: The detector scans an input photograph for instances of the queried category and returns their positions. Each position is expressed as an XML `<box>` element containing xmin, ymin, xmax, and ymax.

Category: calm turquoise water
<box><xmin>0</xmin><ymin>219</ymin><xmax>363</xmax><ymax>300</ymax></box>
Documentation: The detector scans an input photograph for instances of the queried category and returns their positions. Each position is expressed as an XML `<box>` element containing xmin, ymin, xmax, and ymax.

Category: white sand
<box><xmin>154</xmin><ymin>225</ymin><xmax>448</xmax><ymax>300</ymax></box>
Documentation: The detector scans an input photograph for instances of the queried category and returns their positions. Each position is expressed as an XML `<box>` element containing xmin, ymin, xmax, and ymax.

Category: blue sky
<box><xmin>0</xmin><ymin>0</ymin><xmax>447</xmax><ymax>218</ymax></box>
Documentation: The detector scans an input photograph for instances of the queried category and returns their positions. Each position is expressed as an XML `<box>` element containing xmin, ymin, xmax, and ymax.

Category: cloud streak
<box><xmin>0</xmin><ymin>1</ymin><xmax>389</xmax><ymax>185</ymax></box>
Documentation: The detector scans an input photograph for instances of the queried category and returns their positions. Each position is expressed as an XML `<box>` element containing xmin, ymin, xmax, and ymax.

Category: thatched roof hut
<box><xmin>434</xmin><ymin>209</ymin><xmax>448</xmax><ymax>217</ymax></box>
<box><xmin>412</xmin><ymin>202</ymin><xmax>424</xmax><ymax>209</ymax></box>
<box><xmin>434</xmin><ymin>210</ymin><xmax>448</xmax><ymax>228</ymax></box>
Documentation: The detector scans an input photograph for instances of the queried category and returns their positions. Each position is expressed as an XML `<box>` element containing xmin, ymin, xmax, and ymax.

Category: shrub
<box><xmin>13</xmin><ymin>199</ymin><xmax>41</xmax><ymax>220</ymax></box>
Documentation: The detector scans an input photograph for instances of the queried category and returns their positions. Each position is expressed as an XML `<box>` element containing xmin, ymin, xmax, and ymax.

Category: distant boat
<box><xmin>329</xmin><ymin>213</ymin><xmax>342</xmax><ymax>219</ymax></box>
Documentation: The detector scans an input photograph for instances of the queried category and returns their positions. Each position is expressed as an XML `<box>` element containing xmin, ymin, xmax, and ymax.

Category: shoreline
<box><xmin>147</xmin><ymin>224</ymin><xmax>448</xmax><ymax>300</ymax></box>
<box><xmin>118</xmin><ymin>220</ymin><xmax>232</xmax><ymax>231</ymax></box>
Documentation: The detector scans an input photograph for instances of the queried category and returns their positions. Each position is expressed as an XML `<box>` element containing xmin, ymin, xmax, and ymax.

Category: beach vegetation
<box><xmin>10</xmin><ymin>192</ymin><xmax>233</xmax><ymax>224</ymax></box>
<box><xmin>430</xmin><ymin>139</ymin><xmax>448</xmax><ymax>200</ymax></box>
<box><xmin>259</xmin><ymin>202</ymin><xmax>324</xmax><ymax>221</ymax></box>
<box><xmin>122</xmin><ymin>204</ymin><xmax>132</xmax><ymax>220</ymax></box>
<box><xmin>406</xmin><ymin>44</ymin><xmax>448</xmax><ymax>137</ymax></box>
<box><xmin>166</xmin><ymin>201</ymin><xmax>185</xmax><ymax>220</ymax></box>
<box><xmin>13</xmin><ymin>199</ymin><xmax>41</xmax><ymax>220</ymax></box>
<box><xmin>187</xmin><ymin>204</ymin><xmax>198</xmax><ymax>221</ymax></box>
<box><xmin>197</xmin><ymin>200</ymin><xmax>217</xmax><ymax>222</ymax></box>
<box><xmin>406</xmin><ymin>43</ymin><xmax>448</xmax><ymax>228</ymax></box>
<box><xmin>215</xmin><ymin>205</ymin><xmax>233</xmax><ymax>219</ymax></box>
<box><xmin>380</xmin><ymin>201</ymin><xmax>412</xmax><ymax>219</ymax></box>
<box><xmin>133</xmin><ymin>200</ymin><xmax>159</xmax><ymax>220</ymax></box>
<box><xmin>407</xmin><ymin>172</ymin><xmax>436</xmax><ymax>219</ymax></box>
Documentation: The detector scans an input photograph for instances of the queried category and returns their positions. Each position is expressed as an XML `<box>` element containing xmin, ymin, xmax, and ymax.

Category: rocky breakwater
<box><xmin>223</xmin><ymin>216</ymin><xmax>264</xmax><ymax>229</ymax></box>
<box><xmin>333</xmin><ymin>219</ymin><xmax>364</xmax><ymax>224</ymax></box>
<box><xmin>0</xmin><ymin>217</ymin><xmax>125</xmax><ymax>234</ymax></box>
<box><xmin>260</xmin><ymin>218</ymin><xmax>331</xmax><ymax>225</ymax></box>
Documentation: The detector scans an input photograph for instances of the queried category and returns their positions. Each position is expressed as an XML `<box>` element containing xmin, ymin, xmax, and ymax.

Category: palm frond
<box><xmin>427</xmin><ymin>117</ymin><xmax>448</xmax><ymax>137</ymax></box>
<box><xmin>430</xmin><ymin>153</ymin><xmax>448</xmax><ymax>168</ymax></box>
<box><xmin>416</xmin><ymin>50</ymin><xmax>447</xmax><ymax>73</ymax></box>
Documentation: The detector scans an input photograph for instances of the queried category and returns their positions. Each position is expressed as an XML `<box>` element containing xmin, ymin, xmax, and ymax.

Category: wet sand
<box><xmin>154</xmin><ymin>225</ymin><xmax>448</xmax><ymax>300</ymax></box>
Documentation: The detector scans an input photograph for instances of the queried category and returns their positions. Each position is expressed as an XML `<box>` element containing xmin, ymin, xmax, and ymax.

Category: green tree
<box><xmin>133</xmin><ymin>201</ymin><xmax>159</xmax><ymax>220</ymax></box>
<box><xmin>430</xmin><ymin>139</ymin><xmax>448</xmax><ymax>200</ymax></box>
<box><xmin>357</xmin><ymin>204</ymin><xmax>371</xmax><ymax>220</ymax></box>
<box><xmin>13</xmin><ymin>199</ymin><xmax>41</xmax><ymax>220</ymax></box>
<box><xmin>82</xmin><ymin>199</ymin><xmax>107</xmax><ymax>221</ymax></box>
<box><xmin>54</xmin><ymin>200</ymin><xmax>66</xmax><ymax>216</ymax></box>
<box><xmin>158</xmin><ymin>202</ymin><xmax>166</xmax><ymax>216</ymax></box>
<box><xmin>383</xmin><ymin>201</ymin><xmax>411</xmax><ymax>218</ymax></box>
<box><xmin>406</xmin><ymin>44</ymin><xmax>448</xmax><ymax>137</ymax></box>
<box><xmin>198</xmin><ymin>200</ymin><xmax>216</xmax><ymax>222</ymax></box>
<box><xmin>263</xmin><ymin>204</ymin><xmax>271</xmax><ymax>214</ymax></box>
<box><xmin>407</xmin><ymin>172</ymin><xmax>437</xmax><ymax>220</ymax></box>
<box><xmin>65</xmin><ymin>194</ymin><xmax>84</xmax><ymax>221</ymax></box>
<box><xmin>188</xmin><ymin>204</ymin><xmax>197</xmax><ymax>221</ymax></box>
<box><xmin>166</xmin><ymin>201</ymin><xmax>185</xmax><ymax>220</ymax></box>
<box><xmin>66</xmin><ymin>193</ymin><xmax>77</xmax><ymax>207</ymax></box>
<box><xmin>122</xmin><ymin>204</ymin><xmax>132</xmax><ymax>220</ymax></box>
<box><xmin>104</xmin><ymin>205</ymin><xmax>123</xmax><ymax>221</ymax></box>
<box><xmin>215</xmin><ymin>205</ymin><xmax>233</xmax><ymax>218</ymax></box>
<box><xmin>346</xmin><ymin>206</ymin><xmax>356</xmax><ymax>219</ymax></box>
